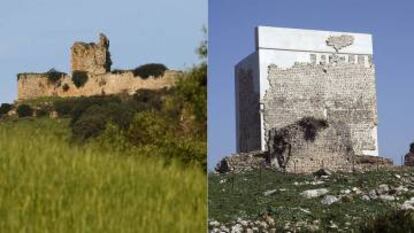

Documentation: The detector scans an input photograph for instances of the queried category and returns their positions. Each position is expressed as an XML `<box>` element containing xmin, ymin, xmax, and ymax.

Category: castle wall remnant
<box><xmin>17</xmin><ymin>34</ymin><xmax>179</xmax><ymax>100</ymax></box>
<box><xmin>264</xmin><ymin>62</ymin><xmax>377</xmax><ymax>157</ymax></box>
<box><xmin>71</xmin><ymin>33</ymin><xmax>112</xmax><ymax>75</ymax></box>
<box><xmin>233</xmin><ymin>26</ymin><xmax>380</xmax><ymax>173</ymax></box>
<box><xmin>267</xmin><ymin>118</ymin><xmax>354</xmax><ymax>173</ymax></box>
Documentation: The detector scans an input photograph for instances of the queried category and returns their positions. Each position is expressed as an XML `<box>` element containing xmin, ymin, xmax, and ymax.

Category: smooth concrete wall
<box><xmin>256</xmin><ymin>26</ymin><xmax>373</xmax><ymax>54</ymax></box>
<box><xmin>235</xmin><ymin>52</ymin><xmax>261</xmax><ymax>153</ymax></box>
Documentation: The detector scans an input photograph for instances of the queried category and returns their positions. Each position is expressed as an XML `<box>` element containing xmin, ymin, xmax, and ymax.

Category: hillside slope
<box><xmin>209</xmin><ymin>168</ymin><xmax>414</xmax><ymax>232</ymax></box>
<box><xmin>0</xmin><ymin>118</ymin><xmax>206</xmax><ymax>232</ymax></box>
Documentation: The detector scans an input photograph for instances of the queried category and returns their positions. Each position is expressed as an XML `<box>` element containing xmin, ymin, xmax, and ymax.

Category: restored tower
<box><xmin>235</xmin><ymin>26</ymin><xmax>378</xmax><ymax>157</ymax></box>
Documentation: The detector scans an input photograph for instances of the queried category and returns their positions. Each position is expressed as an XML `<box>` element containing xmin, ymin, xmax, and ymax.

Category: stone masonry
<box><xmin>71</xmin><ymin>33</ymin><xmax>111</xmax><ymax>75</ymax></box>
<box><xmin>17</xmin><ymin>34</ymin><xmax>179</xmax><ymax>100</ymax></box>
<box><xmin>266</xmin><ymin>117</ymin><xmax>355</xmax><ymax>173</ymax></box>
<box><xmin>263</xmin><ymin>62</ymin><xmax>377</xmax><ymax>157</ymax></box>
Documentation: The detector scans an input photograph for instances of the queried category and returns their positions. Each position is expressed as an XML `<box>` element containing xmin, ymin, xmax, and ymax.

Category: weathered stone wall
<box><xmin>16</xmin><ymin>33</ymin><xmax>179</xmax><ymax>100</ymax></box>
<box><xmin>267</xmin><ymin>119</ymin><xmax>355</xmax><ymax>173</ymax></box>
<box><xmin>17</xmin><ymin>71</ymin><xmax>179</xmax><ymax>100</ymax></box>
<box><xmin>263</xmin><ymin>61</ymin><xmax>378</xmax><ymax>156</ymax></box>
<box><xmin>71</xmin><ymin>33</ymin><xmax>111</xmax><ymax>75</ymax></box>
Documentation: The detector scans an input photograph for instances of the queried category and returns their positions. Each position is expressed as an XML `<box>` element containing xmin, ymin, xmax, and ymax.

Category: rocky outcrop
<box><xmin>356</xmin><ymin>154</ymin><xmax>393</xmax><ymax>169</ymax></box>
<box><xmin>215</xmin><ymin>150</ymin><xmax>267</xmax><ymax>173</ymax></box>
<box><xmin>300</xmin><ymin>188</ymin><xmax>329</xmax><ymax>199</ymax></box>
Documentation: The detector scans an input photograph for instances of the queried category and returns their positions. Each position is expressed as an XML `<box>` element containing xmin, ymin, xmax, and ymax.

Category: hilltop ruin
<box><xmin>17</xmin><ymin>34</ymin><xmax>179</xmax><ymax>100</ymax></box>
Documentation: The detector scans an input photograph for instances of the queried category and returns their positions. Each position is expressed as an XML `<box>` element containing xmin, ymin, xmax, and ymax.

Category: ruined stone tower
<box><xmin>71</xmin><ymin>33</ymin><xmax>112</xmax><ymax>75</ymax></box>
<box><xmin>235</xmin><ymin>26</ymin><xmax>379</xmax><ymax>164</ymax></box>
<box><xmin>17</xmin><ymin>34</ymin><xmax>179</xmax><ymax>100</ymax></box>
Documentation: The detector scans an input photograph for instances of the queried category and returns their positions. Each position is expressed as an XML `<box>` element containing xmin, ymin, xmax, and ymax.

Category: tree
<box><xmin>0</xmin><ymin>103</ymin><xmax>13</xmax><ymax>116</ymax></box>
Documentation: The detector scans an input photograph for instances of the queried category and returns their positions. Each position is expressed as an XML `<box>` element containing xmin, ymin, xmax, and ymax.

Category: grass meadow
<box><xmin>208</xmin><ymin>168</ymin><xmax>414</xmax><ymax>231</ymax></box>
<box><xmin>0</xmin><ymin>118</ymin><xmax>206</xmax><ymax>232</ymax></box>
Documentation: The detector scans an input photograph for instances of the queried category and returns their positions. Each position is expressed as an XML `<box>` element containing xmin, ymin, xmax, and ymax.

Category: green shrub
<box><xmin>53</xmin><ymin>96</ymin><xmax>122</xmax><ymax>119</ymax></box>
<box><xmin>125</xmin><ymin>111</ymin><xmax>171</xmax><ymax>145</ymax></box>
<box><xmin>36</xmin><ymin>108</ymin><xmax>48</xmax><ymax>117</ymax></box>
<box><xmin>16</xmin><ymin>104</ymin><xmax>33</xmax><ymax>117</ymax></box>
<box><xmin>130</xmin><ymin>89</ymin><xmax>166</xmax><ymax>112</ymax></box>
<box><xmin>111</xmin><ymin>69</ymin><xmax>132</xmax><ymax>74</ymax></box>
<box><xmin>360</xmin><ymin>210</ymin><xmax>414</xmax><ymax>233</ymax></box>
<box><xmin>45</xmin><ymin>68</ymin><xmax>66</xmax><ymax>84</ymax></box>
<box><xmin>0</xmin><ymin>103</ymin><xmax>13</xmax><ymax>116</ymax></box>
<box><xmin>62</xmin><ymin>83</ymin><xmax>70</xmax><ymax>92</ymax></box>
<box><xmin>174</xmin><ymin>63</ymin><xmax>207</xmax><ymax>124</ymax></box>
<box><xmin>133</xmin><ymin>63</ymin><xmax>168</xmax><ymax>79</ymax></box>
<box><xmin>72</xmin><ymin>71</ymin><xmax>89</xmax><ymax>88</ymax></box>
<box><xmin>71</xmin><ymin>102</ymin><xmax>135</xmax><ymax>141</ymax></box>
<box><xmin>71</xmin><ymin>108</ymin><xmax>108</xmax><ymax>141</ymax></box>
<box><xmin>197</xmin><ymin>26</ymin><xmax>207</xmax><ymax>60</ymax></box>
<box><xmin>69</xmin><ymin>96</ymin><xmax>122</xmax><ymax>125</ymax></box>
<box><xmin>122</xmin><ymin>111</ymin><xmax>205</xmax><ymax>167</ymax></box>
<box><xmin>53</xmin><ymin>99</ymin><xmax>76</xmax><ymax>117</ymax></box>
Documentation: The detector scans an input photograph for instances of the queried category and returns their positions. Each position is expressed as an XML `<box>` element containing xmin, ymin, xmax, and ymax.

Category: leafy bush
<box><xmin>46</xmin><ymin>68</ymin><xmax>66</xmax><ymax>83</ymax></box>
<box><xmin>133</xmin><ymin>63</ymin><xmax>168</xmax><ymax>79</ymax></box>
<box><xmin>410</xmin><ymin>142</ymin><xmax>414</xmax><ymax>152</ymax></box>
<box><xmin>174</xmin><ymin>63</ymin><xmax>207</xmax><ymax>124</ymax></box>
<box><xmin>116</xmin><ymin>111</ymin><xmax>206</xmax><ymax>167</ymax></box>
<box><xmin>71</xmin><ymin>107</ymin><xmax>108</xmax><ymax>141</ymax></box>
<box><xmin>125</xmin><ymin>111</ymin><xmax>171</xmax><ymax>146</ymax></box>
<box><xmin>360</xmin><ymin>210</ymin><xmax>414</xmax><ymax>233</ymax></box>
<box><xmin>71</xmin><ymin>101</ymin><xmax>134</xmax><ymax>141</ymax></box>
<box><xmin>53</xmin><ymin>99</ymin><xmax>76</xmax><ymax>117</ymax></box>
<box><xmin>35</xmin><ymin>108</ymin><xmax>49</xmax><ymax>117</ymax></box>
<box><xmin>69</xmin><ymin>96</ymin><xmax>122</xmax><ymax>125</ymax></box>
<box><xmin>52</xmin><ymin>96</ymin><xmax>122</xmax><ymax>119</ymax></box>
<box><xmin>62</xmin><ymin>83</ymin><xmax>70</xmax><ymax>92</ymax></box>
<box><xmin>130</xmin><ymin>89</ymin><xmax>166</xmax><ymax>112</ymax></box>
<box><xmin>197</xmin><ymin>26</ymin><xmax>207</xmax><ymax>60</ymax></box>
<box><xmin>111</xmin><ymin>69</ymin><xmax>131</xmax><ymax>74</ymax></box>
<box><xmin>16</xmin><ymin>104</ymin><xmax>33</xmax><ymax>117</ymax></box>
<box><xmin>72</xmin><ymin>71</ymin><xmax>89</xmax><ymax>88</ymax></box>
<box><xmin>0</xmin><ymin>103</ymin><xmax>13</xmax><ymax>116</ymax></box>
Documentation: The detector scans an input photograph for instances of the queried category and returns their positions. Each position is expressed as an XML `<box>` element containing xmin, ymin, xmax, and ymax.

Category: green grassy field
<box><xmin>0</xmin><ymin>118</ymin><xmax>206</xmax><ymax>232</ymax></box>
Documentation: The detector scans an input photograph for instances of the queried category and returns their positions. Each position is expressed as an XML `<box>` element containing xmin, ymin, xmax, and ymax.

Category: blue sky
<box><xmin>208</xmin><ymin>0</ymin><xmax>414</xmax><ymax>169</ymax></box>
<box><xmin>0</xmin><ymin>0</ymin><xmax>206</xmax><ymax>103</ymax></box>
